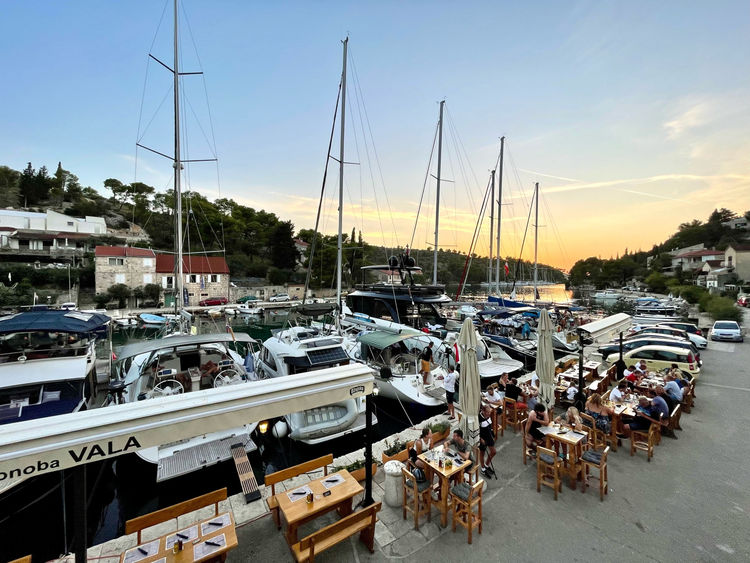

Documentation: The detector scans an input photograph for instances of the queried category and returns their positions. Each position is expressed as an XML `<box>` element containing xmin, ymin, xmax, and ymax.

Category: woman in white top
<box><xmin>410</xmin><ymin>427</ymin><xmax>433</xmax><ymax>470</ymax></box>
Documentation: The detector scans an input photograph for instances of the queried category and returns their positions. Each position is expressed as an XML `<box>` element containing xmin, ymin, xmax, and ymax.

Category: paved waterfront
<box><xmin>229</xmin><ymin>311</ymin><xmax>750</xmax><ymax>562</ymax></box>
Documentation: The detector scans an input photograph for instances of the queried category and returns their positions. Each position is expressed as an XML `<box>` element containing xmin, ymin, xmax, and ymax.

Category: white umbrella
<box><xmin>536</xmin><ymin>309</ymin><xmax>556</xmax><ymax>411</ymax></box>
<box><xmin>458</xmin><ymin>317</ymin><xmax>481</xmax><ymax>447</ymax></box>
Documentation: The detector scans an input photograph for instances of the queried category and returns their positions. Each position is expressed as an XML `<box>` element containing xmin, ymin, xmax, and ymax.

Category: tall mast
<box><xmin>488</xmin><ymin>169</ymin><xmax>495</xmax><ymax>293</ymax></box>
<box><xmin>433</xmin><ymin>100</ymin><xmax>444</xmax><ymax>285</ymax></box>
<box><xmin>533</xmin><ymin>182</ymin><xmax>539</xmax><ymax>306</ymax></box>
<box><xmin>173</xmin><ymin>0</ymin><xmax>184</xmax><ymax>314</ymax></box>
<box><xmin>336</xmin><ymin>37</ymin><xmax>348</xmax><ymax>310</ymax></box>
<box><xmin>495</xmin><ymin>136</ymin><xmax>504</xmax><ymax>294</ymax></box>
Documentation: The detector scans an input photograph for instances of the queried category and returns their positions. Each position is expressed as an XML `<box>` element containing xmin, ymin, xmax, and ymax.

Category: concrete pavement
<box><xmin>229</xmin><ymin>309</ymin><xmax>750</xmax><ymax>562</ymax></box>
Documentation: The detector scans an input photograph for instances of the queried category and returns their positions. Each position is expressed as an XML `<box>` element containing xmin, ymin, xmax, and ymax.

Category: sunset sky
<box><xmin>2</xmin><ymin>1</ymin><xmax>749</xmax><ymax>270</ymax></box>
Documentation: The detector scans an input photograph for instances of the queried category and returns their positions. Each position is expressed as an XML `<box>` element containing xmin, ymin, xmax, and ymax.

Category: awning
<box><xmin>578</xmin><ymin>313</ymin><xmax>632</xmax><ymax>342</ymax></box>
<box><xmin>0</xmin><ymin>311</ymin><xmax>110</xmax><ymax>335</ymax></box>
<box><xmin>357</xmin><ymin>331</ymin><xmax>422</xmax><ymax>349</ymax></box>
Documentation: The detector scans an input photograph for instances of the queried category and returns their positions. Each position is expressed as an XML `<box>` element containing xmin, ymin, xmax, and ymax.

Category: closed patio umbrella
<box><xmin>537</xmin><ymin>309</ymin><xmax>556</xmax><ymax>411</ymax></box>
<box><xmin>458</xmin><ymin>317</ymin><xmax>481</xmax><ymax>447</ymax></box>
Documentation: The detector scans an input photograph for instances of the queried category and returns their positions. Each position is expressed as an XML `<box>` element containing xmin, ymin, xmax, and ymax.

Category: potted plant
<box><xmin>429</xmin><ymin>421</ymin><xmax>451</xmax><ymax>444</ymax></box>
<box><xmin>381</xmin><ymin>438</ymin><xmax>412</xmax><ymax>463</ymax></box>
<box><xmin>334</xmin><ymin>459</ymin><xmax>378</xmax><ymax>482</ymax></box>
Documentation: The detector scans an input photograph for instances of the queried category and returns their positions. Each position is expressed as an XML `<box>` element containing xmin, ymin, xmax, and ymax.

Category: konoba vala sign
<box><xmin>1</xmin><ymin>435</ymin><xmax>142</xmax><ymax>483</ymax></box>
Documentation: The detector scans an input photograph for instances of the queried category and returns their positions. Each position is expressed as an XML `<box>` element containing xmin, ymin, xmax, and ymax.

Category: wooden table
<box><xmin>274</xmin><ymin>469</ymin><xmax>362</xmax><ymax>545</ymax></box>
<box><xmin>608</xmin><ymin>401</ymin><xmax>637</xmax><ymax>434</ymax></box>
<box><xmin>418</xmin><ymin>448</ymin><xmax>470</xmax><ymax>528</ymax></box>
<box><xmin>537</xmin><ymin>425</ymin><xmax>587</xmax><ymax>489</ymax></box>
<box><xmin>120</xmin><ymin>512</ymin><xmax>237</xmax><ymax>563</ymax></box>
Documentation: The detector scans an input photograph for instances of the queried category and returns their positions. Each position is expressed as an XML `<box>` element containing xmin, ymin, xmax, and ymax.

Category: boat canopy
<box><xmin>357</xmin><ymin>331</ymin><xmax>423</xmax><ymax>349</ymax></box>
<box><xmin>577</xmin><ymin>313</ymin><xmax>632</xmax><ymax>342</ymax></box>
<box><xmin>292</xmin><ymin>303</ymin><xmax>337</xmax><ymax>317</ymax></box>
<box><xmin>116</xmin><ymin>332</ymin><xmax>256</xmax><ymax>361</ymax></box>
<box><xmin>0</xmin><ymin>310</ymin><xmax>110</xmax><ymax>334</ymax></box>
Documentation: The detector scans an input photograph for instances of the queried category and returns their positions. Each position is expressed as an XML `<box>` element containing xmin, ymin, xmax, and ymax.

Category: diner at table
<box><xmin>584</xmin><ymin>393</ymin><xmax>614</xmax><ymax>436</ymax></box>
<box><xmin>525</xmin><ymin>403</ymin><xmax>551</xmax><ymax>452</ymax></box>
<box><xmin>417</xmin><ymin>435</ymin><xmax>473</xmax><ymax>527</ymax></box>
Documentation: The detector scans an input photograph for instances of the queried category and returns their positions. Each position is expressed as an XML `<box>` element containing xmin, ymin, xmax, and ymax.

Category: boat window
<box><xmin>0</xmin><ymin>384</ymin><xmax>41</xmax><ymax>406</ymax></box>
<box><xmin>475</xmin><ymin>340</ymin><xmax>489</xmax><ymax>361</ymax></box>
<box><xmin>42</xmin><ymin>381</ymin><xmax>83</xmax><ymax>402</ymax></box>
<box><xmin>262</xmin><ymin>347</ymin><xmax>277</xmax><ymax>371</ymax></box>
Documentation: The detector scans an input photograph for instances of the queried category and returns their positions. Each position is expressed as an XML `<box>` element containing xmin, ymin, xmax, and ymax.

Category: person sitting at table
<box><xmin>565</xmin><ymin>382</ymin><xmax>578</xmax><ymax>403</ymax></box>
<box><xmin>478</xmin><ymin>404</ymin><xmax>496</xmax><ymax>474</ymax></box>
<box><xmin>555</xmin><ymin>406</ymin><xmax>583</xmax><ymax>430</ymax></box>
<box><xmin>634</xmin><ymin>360</ymin><xmax>648</xmax><ymax>374</ymax></box>
<box><xmin>664</xmin><ymin>373</ymin><xmax>683</xmax><ymax>402</ymax></box>
<box><xmin>584</xmin><ymin>393</ymin><xmax>613</xmax><ymax>436</ymax></box>
<box><xmin>525</xmin><ymin>403</ymin><xmax>550</xmax><ymax>453</ymax></box>
<box><xmin>409</xmin><ymin>427</ymin><xmax>433</xmax><ymax>470</ymax></box>
<box><xmin>610</xmin><ymin>380</ymin><xmax>628</xmax><ymax>403</ymax></box>
<box><xmin>624</xmin><ymin>365</ymin><xmax>642</xmax><ymax>389</ymax></box>
<box><xmin>523</xmin><ymin>381</ymin><xmax>539</xmax><ymax>411</ymax></box>
<box><xmin>485</xmin><ymin>383</ymin><xmax>504</xmax><ymax>414</ymax></box>
<box><xmin>622</xmin><ymin>396</ymin><xmax>660</xmax><ymax>438</ymax></box>
<box><xmin>505</xmin><ymin>378</ymin><xmax>527</xmax><ymax>409</ymax></box>
<box><xmin>449</xmin><ymin>429</ymin><xmax>473</xmax><ymax>473</ymax></box>
<box><xmin>497</xmin><ymin>372</ymin><xmax>510</xmax><ymax>393</ymax></box>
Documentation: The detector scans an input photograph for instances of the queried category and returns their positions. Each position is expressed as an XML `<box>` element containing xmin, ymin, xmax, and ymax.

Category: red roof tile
<box><xmin>155</xmin><ymin>254</ymin><xmax>229</xmax><ymax>274</ymax></box>
<box><xmin>674</xmin><ymin>249</ymin><xmax>724</xmax><ymax>258</ymax></box>
<box><xmin>727</xmin><ymin>243</ymin><xmax>750</xmax><ymax>252</ymax></box>
<box><xmin>95</xmin><ymin>246</ymin><xmax>156</xmax><ymax>258</ymax></box>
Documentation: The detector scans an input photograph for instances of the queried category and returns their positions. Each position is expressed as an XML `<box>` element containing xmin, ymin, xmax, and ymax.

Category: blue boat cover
<box><xmin>0</xmin><ymin>310</ymin><xmax>110</xmax><ymax>334</ymax></box>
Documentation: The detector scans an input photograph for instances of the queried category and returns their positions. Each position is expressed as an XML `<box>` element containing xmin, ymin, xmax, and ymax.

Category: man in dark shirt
<box><xmin>420</xmin><ymin>342</ymin><xmax>433</xmax><ymax>385</ymax></box>
<box><xmin>504</xmin><ymin>378</ymin><xmax>528</xmax><ymax>409</ymax></box>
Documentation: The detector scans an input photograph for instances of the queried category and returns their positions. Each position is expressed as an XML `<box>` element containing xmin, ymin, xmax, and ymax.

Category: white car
<box><xmin>709</xmin><ymin>320</ymin><xmax>743</xmax><ymax>343</ymax></box>
<box><xmin>654</xmin><ymin>324</ymin><xmax>707</xmax><ymax>349</ymax></box>
<box><xmin>269</xmin><ymin>293</ymin><xmax>290</xmax><ymax>302</ymax></box>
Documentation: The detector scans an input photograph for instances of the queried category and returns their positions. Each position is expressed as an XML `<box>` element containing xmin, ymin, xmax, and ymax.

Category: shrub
<box><xmin>382</xmin><ymin>439</ymin><xmax>408</xmax><ymax>457</ymax></box>
<box><xmin>677</xmin><ymin>285</ymin><xmax>706</xmax><ymax>304</ymax></box>
<box><xmin>429</xmin><ymin>421</ymin><xmax>449</xmax><ymax>434</ymax></box>
<box><xmin>706</xmin><ymin>296</ymin><xmax>743</xmax><ymax>323</ymax></box>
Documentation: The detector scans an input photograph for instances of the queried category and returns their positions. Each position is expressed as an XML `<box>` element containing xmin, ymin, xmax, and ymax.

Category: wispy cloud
<box><xmin>518</xmin><ymin>169</ymin><xmax>581</xmax><ymax>183</ymax></box>
<box><xmin>664</xmin><ymin>100</ymin><xmax>713</xmax><ymax>140</ymax></box>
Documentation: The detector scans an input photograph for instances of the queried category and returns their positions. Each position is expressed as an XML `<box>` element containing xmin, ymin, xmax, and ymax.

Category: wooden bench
<box><xmin>291</xmin><ymin>502</ymin><xmax>381</xmax><ymax>563</ymax></box>
<box><xmin>125</xmin><ymin>488</ymin><xmax>227</xmax><ymax>543</ymax></box>
<box><xmin>266</xmin><ymin>454</ymin><xmax>334</xmax><ymax>529</ymax></box>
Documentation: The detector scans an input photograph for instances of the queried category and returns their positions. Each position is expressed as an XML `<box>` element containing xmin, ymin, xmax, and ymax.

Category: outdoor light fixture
<box><xmin>258</xmin><ymin>420</ymin><xmax>269</xmax><ymax>434</ymax></box>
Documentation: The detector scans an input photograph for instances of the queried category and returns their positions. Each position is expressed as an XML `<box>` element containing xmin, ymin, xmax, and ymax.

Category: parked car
<box><xmin>199</xmin><ymin>296</ymin><xmax>228</xmax><ymax>306</ymax></box>
<box><xmin>236</xmin><ymin>295</ymin><xmax>259</xmax><ymax>303</ymax></box>
<box><xmin>269</xmin><ymin>293</ymin><xmax>291</xmax><ymax>302</ymax></box>
<box><xmin>709</xmin><ymin>320</ymin><xmax>743</xmax><ymax>343</ymax></box>
<box><xmin>621</xmin><ymin>345</ymin><xmax>701</xmax><ymax>378</ymax></box>
<box><xmin>656</xmin><ymin>321</ymin><xmax>703</xmax><ymax>336</ymax></box>
<box><xmin>653</xmin><ymin>324</ymin><xmax>707</xmax><ymax>349</ymax></box>
<box><xmin>738</xmin><ymin>295</ymin><xmax>749</xmax><ymax>307</ymax></box>
<box><xmin>599</xmin><ymin>336</ymin><xmax>702</xmax><ymax>366</ymax></box>
<box><xmin>630</xmin><ymin>325</ymin><xmax>690</xmax><ymax>341</ymax></box>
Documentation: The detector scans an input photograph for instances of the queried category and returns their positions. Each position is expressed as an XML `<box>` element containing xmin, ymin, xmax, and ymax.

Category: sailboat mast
<box><xmin>533</xmin><ymin>181</ymin><xmax>539</xmax><ymax>306</ymax></box>
<box><xmin>173</xmin><ymin>0</ymin><xmax>184</xmax><ymax>314</ymax></box>
<box><xmin>488</xmin><ymin>169</ymin><xmax>495</xmax><ymax>293</ymax></box>
<box><xmin>433</xmin><ymin>100</ymin><xmax>444</xmax><ymax>286</ymax></box>
<box><xmin>336</xmin><ymin>37</ymin><xmax>348</xmax><ymax>310</ymax></box>
<box><xmin>495</xmin><ymin>136</ymin><xmax>504</xmax><ymax>294</ymax></box>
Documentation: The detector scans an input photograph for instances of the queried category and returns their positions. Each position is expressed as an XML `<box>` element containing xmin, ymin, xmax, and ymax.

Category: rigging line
<box><xmin>445</xmin><ymin>107</ymin><xmax>483</xmax><ymax>212</ymax></box>
<box><xmin>149</xmin><ymin>0</ymin><xmax>170</xmax><ymax>53</ymax></box>
<box><xmin>540</xmin><ymin>193</ymin><xmax>570</xmax><ymax>267</ymax></box>
<box><xmin>511</xmin><ymin>185</ymin><xmax>535</xmax><ymax>291</ymax></box>
<box><xmin>347</xmin><ymin>77</ymin><xmax>365</xmax><ymax>237</ymax></box>
<box><xmin>409</xmin><ymin>122</ymin><xmax>439</xmax><ymax>249</ymax></box>
<box><xmin>193</xmin><ymin>194</ymin><xmax>224</xmax><ymax>249</ymax></box>
<box><xmin>183</xmin><ymin>93</ymin><xmax>218</xmax><ymax>159</ymax></box>
<box><xmin>457</xmin><ymin>173</ymin><xmax>492</xmax><ymax>299</ymax></box>
<box><xmin>348</xmin><ymin>49</ymin><xmax>399</xmax><ymax>250</ymax></box>
<box><xmin>136</xmin><ymin>84</ymin><xmax>173</xmax><ymax>145</ymax></box>
<box><xmin>304</xmin><ymin>81</ymin><xmax>342</xmax><ymax>299</ymax></box>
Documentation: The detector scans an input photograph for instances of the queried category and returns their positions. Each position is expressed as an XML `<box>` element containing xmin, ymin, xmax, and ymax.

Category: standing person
<box><xmin>437</xmin><ymin>364</ymin><xmax>458</xmax><ymax>420</ymax></box>
<box><xmin>478</xmin><ymin>404</ymin><xmax>496</xmax><ymax>474</ymax></box>
<box><xmin>521</xmin><ymin>320</ymin><xmax>531</xmax><ymax>340</ymax></box>
<box><xmin>420</xmin><ymin>342</ymin><xmax>434</xmax><ymax>385</ymax></box>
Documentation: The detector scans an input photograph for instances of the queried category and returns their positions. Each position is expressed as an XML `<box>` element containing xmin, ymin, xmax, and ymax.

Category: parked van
<box><xmin>621</xmin><ymin>345</ymin><xmax>700</xmax><ymax>379</ymax></box>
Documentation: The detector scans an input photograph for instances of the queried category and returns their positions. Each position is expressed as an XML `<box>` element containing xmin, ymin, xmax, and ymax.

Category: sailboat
<box><xmin>106</xmin><ymin>0</ymin><xmax>263</xmax><ymax>482</ymax></box>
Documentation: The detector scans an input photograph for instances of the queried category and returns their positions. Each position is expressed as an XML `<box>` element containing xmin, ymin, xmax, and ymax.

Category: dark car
<box><xmin>598</xmin><ymin>336</ymin><xmax>702</xmax><ymax>366</ymax></box>
<box><xmin>199</xmin><ymin>296</ymin><xmax>229</xmax><ymax>306</ymax></box>
<box><xmin>237</xmin><ymin>295</ymin><xmax>259</xmax><ymax>303</ymax></box>
<box><xmin>656</xmin><ymin>321</ymin><xmax>703</xmax><ymax>336</ymax></box>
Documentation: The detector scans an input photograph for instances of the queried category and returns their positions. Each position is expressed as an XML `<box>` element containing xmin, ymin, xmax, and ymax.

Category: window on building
<box><xmin>163</xmin><ymin>276</ymin><xmax>174</xmax><ymax>289</ymax></box>
<box><xmin>728</xmin><ymin>256</ymin><xmax>733</xmax><ymax>267</ymax></box>
<box><xmin>143</xmin><ymin>274</ymin><xmax>153</xmax><ymax>284</ymax></box>
<box><xmin>29</xmin><ymin>240</ymin><xmax>43</xmax><ymax>250</ymax></box>
<box><xmin>108</xmin><ymin>258</ymin><xmax>124</xmax><ymax>266</ymax></box>
<box><xmin>143</xmin><ymin>258</ymin><xmax>153</xmax><ymax>267</ymax></box>
<box><xmin>188</xmin><ymin>274</ymin><xmax>197</xmax><ymax>284</ymax></box>
<box><xmin>115</xmin><ymin>274</ymin><xmax>126</xmax><ymax>284</ymax></box>
<box><xmin>210</xmin><ymin>274</ymin><xmax>219</xmax><ymax>283</ymax></box>
<box><xmin>67</xmin><ymin>221</ymin><xmax>74</xmax><ymax>227</ymax></box>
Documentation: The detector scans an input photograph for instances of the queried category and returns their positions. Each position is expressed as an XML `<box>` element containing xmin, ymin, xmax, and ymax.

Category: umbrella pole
<box><xmin>575</xmin><ymin>329</ymin><xmax>585</xmax><ymax>411</ymax></box>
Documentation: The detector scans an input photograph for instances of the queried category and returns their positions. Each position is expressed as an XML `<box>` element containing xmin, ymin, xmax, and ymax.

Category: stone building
<box><xmin>725</xmin><ymin>243</ymin><xmax>750</xmax><ymax>283</ymax></box>
<box><xmin>94</xmin><ymin>246</ymin><xmax>157</xmax><ymax>294</ymax></box>
<box><xmin>155</xmin><ymin>255</ymin><xmax>230</xmax><ymax>306</ymax></box>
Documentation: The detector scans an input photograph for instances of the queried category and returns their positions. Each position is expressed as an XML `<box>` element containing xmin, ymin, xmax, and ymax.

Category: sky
<box><xmin>2</xmin><ymin>0</ymin><xmax>749</xmax><ymax>270</ymax></box>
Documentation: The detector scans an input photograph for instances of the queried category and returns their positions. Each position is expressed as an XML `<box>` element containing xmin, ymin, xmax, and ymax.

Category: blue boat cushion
<box><xmin>538</xmin><ymin>453</ymin><xmax>556</xmax><ymax>465</ymax></box>
<box><xmin>582</xmin><ymin>450</ymin><xmax>604</xmax><ymax>464</ymax></box>
<box><xmin>451</xmin><ymin>482</ymin><xmax>471</xmax><ymax>502</ymax></box>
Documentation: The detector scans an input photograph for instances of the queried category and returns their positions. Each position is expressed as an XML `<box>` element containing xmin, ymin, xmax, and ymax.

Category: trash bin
<box><xmin>383</xmin><ymin>460</ymin><xmax>405</xmax><ymax>507</ymax></box>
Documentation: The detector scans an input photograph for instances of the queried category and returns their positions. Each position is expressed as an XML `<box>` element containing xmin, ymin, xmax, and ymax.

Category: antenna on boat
<box><xmin>432</xmin><ymin>100</ymin><xmax>444</xmax><ymax>285</ymax></box>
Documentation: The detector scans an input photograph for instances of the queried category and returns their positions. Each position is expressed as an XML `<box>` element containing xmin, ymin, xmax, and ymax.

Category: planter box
<box><xmin>381</xmin><ymin>441</ymin><xmax>413</xmax><ymax>464</ymax></box>
<box><xmin>431</xmin><ymin>429</ymin><xmax>450</xmax><ymax>444</ymax></box>
<box><xmin>350</xmin><ymin>462</ymin><xmax>378</xmax><ymax>482</ymax></box>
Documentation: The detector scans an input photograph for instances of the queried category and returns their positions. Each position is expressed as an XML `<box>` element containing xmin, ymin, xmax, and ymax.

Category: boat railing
<box><xmin>0</xmin><ymin>343</ymin><xmax>92</xmax><ymax>363</ymax></box>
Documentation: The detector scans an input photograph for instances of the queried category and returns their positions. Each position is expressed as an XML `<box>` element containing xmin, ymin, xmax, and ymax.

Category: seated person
<box><xmin>525</xmin><ymin>403</ymin><xmax>550</xmax><ymax>452</ymax></box>
<box><xmin>505</xmin><ymin>378</ymin><xmax>527</xmax><ymax>409</ymax></box>
<box><xmin>200</xmin><ymin>360</ymin><xmax>220</xmax><ymax>378</ymax></box>
<box><xmin>449</xmin><ymin>429</ymin><xmax>473</xmax><ymax>473</ymax></box>
<box><xmin>409</xmin><ymin>427</ymin><xmax>433</xmax><ymax>471</ymax></box>
<box><xmin>478</xmin><ymin>404</ymin><xmax>496</xmax><ymax>474</ymax></box>
<box><xmin>634</xmin><ymin>360</ymin><xmax>648</xmax><ymax>375</ymax></box>
<box><xmin>484</xmin><ymin>383</ymin><xmax>504</xmax><ymax>413</ymax></box>
<box><xmin>623</xmin><ymin>396</ymin><xmax>660</xmax><ymax>437</ymax></box>
<box><xmin>652</xmin><ymin>386</ymin><xmax>671</xmax><ymax>419</ymax></box>
<box><xmin>610</xmin><ymin>380</ymin><xmax>628</xmax><ymax>403</ymax></box>
<box><xmin>624</xmin><ymin>365</ymin><xmax>641</xmax><ymax>389</ymax></box>
<box><xmin>565</xmin><ymin>383</ymin><xmax>578</xmax><ymax>403</ymax></box>
<box><xmin>664</xmin><ymin>373</ymin><xmax>683</xmax><ymax>403</ymax></box>
<box><xmin>497</xmin><ymin>373</ymin><xmax>510</xmax><ymax>393</ymax></box>
<box><xmin>555</xmin><ymin>406</ymin><xmax>584</xmax><ymax>430</ymax></box>
<box><xmin>584</xmin><ymin>393</ymin><xmax>613</xmax><ymax>435</ymax></box>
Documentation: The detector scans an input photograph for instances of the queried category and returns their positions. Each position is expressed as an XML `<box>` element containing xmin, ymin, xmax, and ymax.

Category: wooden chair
<box><xmin>265</xmin><ymin>454</ymin><xmax>333</xmax><ymax>529</ymax></box>
<box><xmin>536</xmin><ymin>446</ymin><xmax>562</xmax><ymax>500</ymax></box>
<box><xmin>581</xmin><ymin>446</ymin><xmax>609</xmax><ymax>501</ymax></box>
<box><xmin>291</xmin><ymin>502</ymin><xmax>381</xmax><ymax>563</ymax></box>
<box><xmin>521</xmin><ymin>418</ymin><xmax>531</xmax><ymax>465</ymax></box>
<box><xmin>630</xmin><ymin>418</ymin><xmax>661</xmax><ymax>462</ymax></box>
<box><xmin>667</xmin><ymin>404</ymin><xmax>682</xmax><ymax>432</ymax></box>
<box><xmin>402</xmin><ymin>466</ymin><xmax>432</xmax><ymax>530</ymax></box>
<box><xmin>501</xmin><ymin>397</ymin><xmax>526</xmax><ymax>435</ymax></box>
<box><xmin>680</xmin><ymin>385</ymin><xmax>692</xmax><ymax>414</ymax></box>
<box><xmin>581</xmin><ymin>411</ymin><xmax>617</xmax><ymax>452</ymax></box>
<box><xmin>125</xmin><ymin>488</ymin><xmax>227</xmax><ymax>543</ymax></box>
<box><xmin>450</xmin><ymin>479</ymin><xmax>484</xmax><ymax>544</ymax></box>
<box><xmin>465</xmin><ymin>446</ymin><xmax>482</xmax><ymax>485</ymax></box>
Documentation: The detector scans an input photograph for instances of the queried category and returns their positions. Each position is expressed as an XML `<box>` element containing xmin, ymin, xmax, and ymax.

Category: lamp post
<box><xmin>362</xmin><ymin>385</ymin><xmax>378</xmax><ymax>507</ymax></box>
<box><xmin>575</xmin><ymin>328</ymin><xmax>586</xmax><ymax>411</ymax></box>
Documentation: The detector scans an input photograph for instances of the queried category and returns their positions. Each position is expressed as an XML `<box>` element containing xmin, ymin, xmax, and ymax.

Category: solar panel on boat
<box><xmin>306</xmin><ymin>346</ymin><xmax>349</xmax><ymax>366</ymax></box>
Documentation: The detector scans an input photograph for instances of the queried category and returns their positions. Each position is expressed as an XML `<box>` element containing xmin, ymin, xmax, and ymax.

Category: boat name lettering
<box><xmin>0</xmin><ymin>459</ymin><xmax>60</xmax><ymax>481</ymax></box>
<box><xmin>349</xmin><ymin>385</ymin><xmax>365</xmax><ymax>396</ymax></box>
<box><xmin>68</xmin><ymin>435</ymin><xmax>141</xmax><ymax>463</ymax></box>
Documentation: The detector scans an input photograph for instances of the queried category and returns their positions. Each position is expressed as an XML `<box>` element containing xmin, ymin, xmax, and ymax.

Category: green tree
<box><xmin>269</xmin><ymin>221</ymin><xmax>299</xmax><ymax>270</ymax></box>
<box><xmin>107</xmin><ymin>284</ymin><xmax>132</xmax><ymax>308</ymax></box>
<box><xmin>644</xmin><ymin>271</ymin><xmax>667</xmax><ymax>293</ymax></box>
<box><xmin>0</xmin><ymin>165</ymin><xmax>21</xmax><ymax>206</ymax></box>
<box><xmin>63</xmin><ymin>173</ymin><xmax>83</xmax><ymax>202</ymax></box>
<box><xmin>143</xmin><ymin>283</ymin><xmax>161</xmax><ymax>303</ymax></box>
